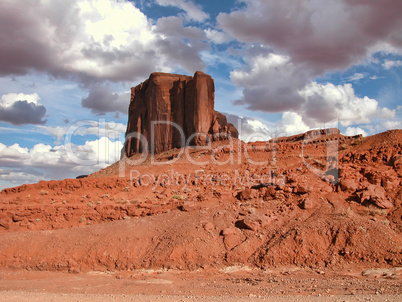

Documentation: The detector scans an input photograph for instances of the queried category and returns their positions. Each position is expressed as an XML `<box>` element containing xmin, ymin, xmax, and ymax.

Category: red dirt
<box><xmin>0</xmin><ymin>129</ymin><xmax>401</xmax><ymax>297</ymax></box>
<box><xmin>0</xmin><ymin>266</ymin><xmax>402</xmax><ymax>300</ymax></box>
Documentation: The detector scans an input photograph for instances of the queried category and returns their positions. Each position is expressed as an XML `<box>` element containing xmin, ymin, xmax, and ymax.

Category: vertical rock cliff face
<box><xmin>124</xmin><ymin>71</ymin><xmax>238</xmax><ymax>157</ymax></box>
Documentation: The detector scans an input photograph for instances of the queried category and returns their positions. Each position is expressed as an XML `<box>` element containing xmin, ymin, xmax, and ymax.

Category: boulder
<box><xmin>359</xmin><ymin>184</ymin><xmax>393</xmax><ymax>209</ymax></box>
<box><xmin>221</xmin><ymin>227</ymin><xmax>237</xmax><ymax>236</ymax></box>
<box><xmin>295</xmin><ymin>183</ymin><xmax>311</xmax><ymax>194</ymax></box>
<box><xmin>300</xmin><ymin>198</ymin><xmax>315</xmax><ymax>210</ymax></box>
<box><xmin>203</xmin><ymin>222</ymin><xmax>214</xmax><ymax>231</ymax></box>
<box><xmin>236</xmin><ymin>188</ymin><xmax>252</xmax><ymax>200</ymax></box>
<box><xmin>223</xmin><ymin>234</ymin><xmax>244</xmax><ymax>251</ymax></box>
<box><xmin>242</xmin><ymin>217</ymin><xmax>262</xmax><ymax>231</ymax></box>
<box><xmin>124</xmin><ymin>71</ymin><xmax>238</xmax><ymax>156</ymax></box>
<box><xmin>0</xmin><ymin>218</ymin><xmax>10</xmax><ymax>230</ymax></box>
<box><xmin>339</xmin><ymin>178</ymin><xmax>358</xmax><ymax>193</ymax></box>
<box><xmin>381</xmin><ymin>175</ymin><xmax>400</xmax><ymax>191</ymax></box>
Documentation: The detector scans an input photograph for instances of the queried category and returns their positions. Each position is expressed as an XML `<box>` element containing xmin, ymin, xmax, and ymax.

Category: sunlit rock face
<box><xmin>124</xmin><ymin>71</ymin><xmax>238</xmax><ymax>156</ymax></box>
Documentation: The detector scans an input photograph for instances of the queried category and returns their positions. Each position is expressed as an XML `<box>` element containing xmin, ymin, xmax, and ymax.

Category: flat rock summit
<box><xmin>124</xmin><ymin>71</ymin><xmax>238</xmax><ymax>157</ymax></box>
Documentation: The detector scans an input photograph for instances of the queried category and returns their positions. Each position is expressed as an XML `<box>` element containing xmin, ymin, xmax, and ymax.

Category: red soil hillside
<box><xmin>0</xmin><ymin>129</ymin><xmax>401</xmax><ymax>273</ymax></box>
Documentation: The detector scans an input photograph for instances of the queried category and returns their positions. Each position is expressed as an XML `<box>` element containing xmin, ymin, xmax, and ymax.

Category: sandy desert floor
<box><xmin>0</xmin><ymin>266</ymin><xmax>401</xmax><ymax>301</ymax></box>
<box><xmin>1</xmin><ymin>292</ymin><xmax>402</xmax><ymax>302</ymax></box>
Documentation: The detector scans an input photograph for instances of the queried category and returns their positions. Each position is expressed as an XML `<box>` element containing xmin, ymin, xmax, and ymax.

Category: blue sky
<box><xmin>0</xmin><ymin>0</ymin><xmax>401</xmax><ymax>189</ymax></box>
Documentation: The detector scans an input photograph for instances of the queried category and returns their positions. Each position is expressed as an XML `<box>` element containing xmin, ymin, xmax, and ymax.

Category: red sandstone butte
<box><xmin>124</xmin><ymin>71</ymin><xmax>238</xmax><ymax>156</ymax></box>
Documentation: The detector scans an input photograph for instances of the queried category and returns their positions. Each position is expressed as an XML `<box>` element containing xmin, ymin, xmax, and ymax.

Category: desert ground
<box><xmin>0</xmin><ymin>129</ymin><xmax>401</xmax><ymax>300</ymax></box>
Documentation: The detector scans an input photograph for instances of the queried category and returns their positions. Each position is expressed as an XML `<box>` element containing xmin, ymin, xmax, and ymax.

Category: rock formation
<box><xmin>124</xmin><ymin>71</ymin><xmax>238</xmax><ymax>156</ymax></box>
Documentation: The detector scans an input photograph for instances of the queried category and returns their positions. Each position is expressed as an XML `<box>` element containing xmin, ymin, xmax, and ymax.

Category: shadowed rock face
<box><xmin>394</xmin><ymin>155</ymin><xmax>402</xmax><ymax>177</ymax></box>
<box><xmin>124</xmin><ymin>71</ymin><xmax>238</xmax><ymax>156</ymax></box>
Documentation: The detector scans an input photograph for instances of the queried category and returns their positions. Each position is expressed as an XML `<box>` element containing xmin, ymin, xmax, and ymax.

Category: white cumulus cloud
<box><xmin>37</xmin><ymin>120</ymin><xmax>127</xmax><ymax>144</ymax></box>
<box><xmin>344</xmin><ymin>127</ymin><xmax>368</xmax><ymax>137</ymax></box>
<box><xmin>347</xmin><ymin>73</ymin><xmax>365</xmax><ymax>82</ymax></box>
<box><xmin>82</xmin><ymin>85</ymin><xmax>130</xmax><ymax>115</ymax></box>
<box><xmin>276</xmin><ymin>112</ymin><xmax>310</xmax><ymax>137</ymax></box>
<box><xmin>221</xmin><ymin>0</ymin><xmax>402</xmax><ymax>133</ymax></box>
<box><xmin>230</xmin><ymin>52</ymin><xmax>310</xmax><ymax>112</ymax></box>
<box><xmin>204</xmin><ymin>29</ymin><xmax>232</xmax><ymax>44</ymax></box>
<box><xmin>155</xmin><ymin>0</ymin><xmax>209</xmax><ymax>22</ymax></box>
<box><xmin>0</xmin><ymin>93</ymin><xmax>47</xmax><ymax>125</ymax></box>
<box><xmin>230</xmin><ymin>50</ymin><xmax>395</xmax><ymax>129</ymax></box>
<box><xmin>218</xmin><ymin>0</ymin><xmax>402</xmax><ymax>73</ymax></box>
<box><xmin>380</xmin><ymin>121</ymin><xmax>402</xmax><ymax>131</ymax></box>
<box><xmin>0</xmin><ymin>137</ymin><xmax>123</xmax><ymax>190</ymax></box>
<box><xmin>383</xmin><ymin>60</ymin><xmax>402</xmax><ymax>70</ymax></box>
<box><xmin>299</xmin><ymin>82</ymin><xmax>381</xmax><ymax>127</ymax></box>
<box><xmin>0</xmin><ymin>0</ymin><xmax>207</xmax><ymax>84</ymax></box>
<box><xmin>227</xmin><ymin>114</ymin><xmax>274</xmax><ymax>142</ymax></box>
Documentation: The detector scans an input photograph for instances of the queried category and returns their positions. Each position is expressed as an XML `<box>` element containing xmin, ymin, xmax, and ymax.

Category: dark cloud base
<box><xmin>0</xmin><ymin>101</ymin><xmax>47</xmax><ymax>125</ymax></box>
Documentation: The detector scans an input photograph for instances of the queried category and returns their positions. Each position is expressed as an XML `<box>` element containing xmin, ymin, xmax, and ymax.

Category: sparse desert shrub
<box><xmin>39</xmin><ymin>190</ymin><xmax>48</xmax><ymax>196</ymax></box>
<box><xmin>248</xmin><ymin>207</ymin><xmax>256</xmax><ymax>214</ymax></box>
<box><xmin>101</xmin><ymin>194</ymin><xmax>110</xmax><ymax>199</ymax></box>
<box><xmin>345</xmin><ymin>207</ymin><xmax>354</xmax><ymax>218</ymax></box>
<box><xmin>172</xmin><ymin>194</ymin><xmax>184</xmax><ymax>200</ymax></box>
<box><xmin>314</xmin><ymin>159</ymin><xmax>324</xmax><ymax>166</ymax></box>
<box><xmin>79</xmin><ymin>216</ymin><xmax>86</xmax><ymax>223</ymax></box>
<box><xmin>116</xmin><ymin>199</ymin><xmax>128</xmax><ymax>204</ymax></box>
<box><xmin>121</xmin><ymin>187</ymin><xmax>130</xmax><ymax>192</ymax></box>
<box><xmin>338</xmin><ymin>206</ymin><xmax>355</xmax><ymax>218</ymax></box>
<box><xmin>380</xmin><ymin>219</ymin><xmax>390</xmax><ymax>225</ymax></box>
<box><xmin>366</xmin><ymin>205</ymin><xmax>387</xmax><ymax>216</ymax></box>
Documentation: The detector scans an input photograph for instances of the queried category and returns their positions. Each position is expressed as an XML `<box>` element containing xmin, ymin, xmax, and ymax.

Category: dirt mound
<box><xmin>0</xmin><ymin>129</ymin><xmax>401</xmax><ymax>272</ymax></box>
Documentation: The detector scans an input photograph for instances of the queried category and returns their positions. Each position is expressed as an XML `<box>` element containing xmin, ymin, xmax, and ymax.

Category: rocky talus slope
<box><xmin>0</xmin><ymin>130</ymin><xmax>401</xmax><ymax>272</ymax></box>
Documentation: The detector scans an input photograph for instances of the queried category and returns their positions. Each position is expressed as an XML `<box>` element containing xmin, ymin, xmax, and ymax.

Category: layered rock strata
<box><xmin>124</xmin><ymin>71</ymin><xmax>238</xmax><ymax>156</ymax></box>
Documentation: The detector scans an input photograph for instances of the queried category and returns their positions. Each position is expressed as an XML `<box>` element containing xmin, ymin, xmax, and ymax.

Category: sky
<box><xmin>0</xmin><ymin>0</ymin><xmax>401</xmax><ymax>189</ymax></box>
